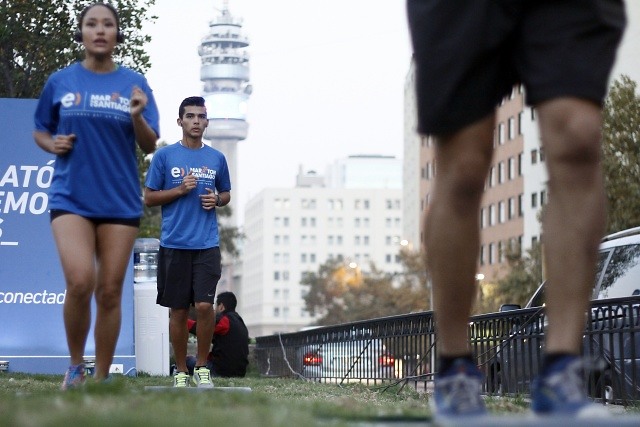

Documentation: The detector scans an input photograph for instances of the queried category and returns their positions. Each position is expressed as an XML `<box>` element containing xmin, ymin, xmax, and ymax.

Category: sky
<box><xmin>143</xmin><ymin>0</ymin><xmax>412</xmax><ymax>223</ymax></box>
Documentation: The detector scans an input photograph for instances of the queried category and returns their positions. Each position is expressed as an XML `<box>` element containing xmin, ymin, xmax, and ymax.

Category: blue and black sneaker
<box><xmin>531</xmin><ymin>355</ymin><xmax>609</xmax><ymax>417</ymax></box>
<box><xmin>61</xmin><ymin>363</ymin><xmax>86</xmax><ymax>391</ymax></box>
<box><xmin>432</xmin><ymin>357</ymin><xmax>487</xmax><ymax>422</ymax></box>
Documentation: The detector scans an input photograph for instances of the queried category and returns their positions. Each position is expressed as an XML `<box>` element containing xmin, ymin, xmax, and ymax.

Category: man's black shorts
<box><xmin>156</xmin><ymin>246</ymin><xmax>221</xmax><ymax>309</ymax></box>
<box><xmin>407</xmin><ymin>0</ymin><xmax>626</xmax><ymax>135</ymax></box>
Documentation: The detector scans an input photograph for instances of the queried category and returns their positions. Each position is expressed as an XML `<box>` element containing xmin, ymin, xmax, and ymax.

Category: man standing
<box><xmin>145</xmin><ymin>96</ymin><xmax>231</xmax><ymax>388</ymax></box>
<box><xmin>407</xmin><ymin>0</ymin><xmax>625</xmax><ymax>421</ymax></box>
<box><xmin>186</xmin><ymin>291</ymin><xmax>250</xmax><ymax>377</ymax></box>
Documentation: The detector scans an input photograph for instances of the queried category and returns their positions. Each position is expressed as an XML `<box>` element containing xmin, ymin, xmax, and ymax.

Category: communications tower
<box><xmin>198</xmin><ymin>0</ymin><xmax>251</xmax><ymax>225</ymax></box>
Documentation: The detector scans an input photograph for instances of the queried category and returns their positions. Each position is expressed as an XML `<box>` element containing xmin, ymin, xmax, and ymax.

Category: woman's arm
<box><xmin>130</xmin><ymin>86</ymin><xmax>158</xmax><ymax>154</ymax></box>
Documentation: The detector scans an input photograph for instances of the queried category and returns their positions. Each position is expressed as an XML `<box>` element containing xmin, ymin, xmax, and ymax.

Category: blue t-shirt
<box><xmin>34</xmin><ymin>62</ymin><xmax>160</xmax><ymax>219</ymax></box>
<box><xmin>145</xmin><ymin>142</ymin><xmax>231</xmax><ymax>249</ymax></box>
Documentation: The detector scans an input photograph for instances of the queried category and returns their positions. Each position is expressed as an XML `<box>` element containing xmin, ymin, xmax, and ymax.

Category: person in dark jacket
<box><xmin>185</xmin><ymin>291</ymin><xmax>249</xmax><ymax>377</ymax></box>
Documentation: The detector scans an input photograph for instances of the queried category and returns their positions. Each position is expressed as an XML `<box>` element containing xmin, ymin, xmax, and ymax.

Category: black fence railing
<box><xmin>254</xmin><ymin>296</ymin><xmax>640</xmax><ymax>405</ymax></box>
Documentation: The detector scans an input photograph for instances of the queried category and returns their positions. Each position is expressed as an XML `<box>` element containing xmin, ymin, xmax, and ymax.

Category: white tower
<box><xmin>198</xmin><ymin>0</ymin><xmax>251</xmax><ymax>225</ymax></box>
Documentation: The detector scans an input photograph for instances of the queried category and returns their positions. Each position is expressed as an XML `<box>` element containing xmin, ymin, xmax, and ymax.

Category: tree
<box><xmin>0</xmin><ymin>0</ymin><xmax>157</xmax><ymax>98</ymax></box>
<box><xmin>302</xmin><ymin>249</ymin><xmax>431</xmax><ymax>325</ymax></box>
<box><xmin>602</xmin><ymin>75</ymin><xmax>640</xmax><ymax>234</ymax></box>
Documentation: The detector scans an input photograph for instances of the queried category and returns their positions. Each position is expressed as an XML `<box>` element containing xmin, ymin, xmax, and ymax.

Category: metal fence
<box><xmin>254</xmin><ymin>295</ymin><xmax>640</xmax><ymax>405</ymax></box>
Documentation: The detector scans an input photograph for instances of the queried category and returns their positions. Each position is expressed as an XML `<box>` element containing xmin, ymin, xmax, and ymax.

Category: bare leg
<box><xmin>194</xmin><ymin>302</ymin><xmax>214</xmax><ymax>366</ymax></box>
<box><xmin>170</xmin><ymin>308</ymin><xmax>189</xmax><ymax>373</ymax></box>
<box><xmin>51</xmin><ymin>215</ymin><xmax>97</xmax><ymax>367</ymax></box>
<box><xmin>93</xmin><ymin>223</ymin><xmax>138</xmax><ymax>379</ymax></box>
<box><xmin>537</xmin><ymin>98</ymin><xmax>606</xmax><ymax>354</ymax></box>
<box><xmin>425</xmin><ymin>114</ymin><xmax>495</xmax><ymax>356</ymax></box>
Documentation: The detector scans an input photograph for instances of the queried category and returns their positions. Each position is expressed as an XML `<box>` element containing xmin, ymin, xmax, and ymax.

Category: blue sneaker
<box><xmin>432</xmin><ymin>358</ymin><xmax>487</xmax><ymax>421</ymax></box>
<box><xmin>531</xmin><ymin>356</ymin><xmax>608</xmax><ymax>417</ymax></box>
<box><xmin>61</xmin><ymin>363</ymin><xmax>86</xmax><ymax>391</ymax></box>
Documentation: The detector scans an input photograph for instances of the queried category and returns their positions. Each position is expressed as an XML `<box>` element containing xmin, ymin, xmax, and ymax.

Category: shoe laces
<box><xmin>175</xmin><ymin>372</ymin><xmax>189</xmax><ymax>387</ymax></box>
<box><xmin>543</xmin><ymin>359</ymin><xmax>585</xmax><ymax>403</ymax></box>
<box><xmin>196</xmin><ymin>368</ymin><xmax>211</xmax><ymax>383</ymax></box>
<box><xmin>438</xmin><ymin>372</ymin><xmax>484</xmax><ymax>413</ymax></box>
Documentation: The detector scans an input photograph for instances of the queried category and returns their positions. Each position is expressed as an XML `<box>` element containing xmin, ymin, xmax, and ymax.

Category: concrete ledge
<box><xmin>144</xmin><ymin>386</ymin><xmax>252</xmax><ymax>393</ymax></box>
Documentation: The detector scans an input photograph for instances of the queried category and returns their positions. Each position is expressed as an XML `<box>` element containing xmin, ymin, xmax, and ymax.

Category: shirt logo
<box><xmin>61</xmin><ymin>92</ymin><xmax>81</xmax><ymax>108</ymax></box>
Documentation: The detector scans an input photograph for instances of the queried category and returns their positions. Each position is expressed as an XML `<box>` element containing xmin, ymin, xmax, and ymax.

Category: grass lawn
<box><xmin>0</xmin><ymin>372</ymin><xmax>530</xmax><ymax>426</ymax></box>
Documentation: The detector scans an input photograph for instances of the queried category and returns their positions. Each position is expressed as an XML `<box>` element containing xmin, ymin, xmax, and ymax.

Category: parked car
<box><xmin>299</xmin><ymin>327</ymin><xmax>396</xmax><ymax>382</ymax></box>
<box><xmin>487</xmin><ymin>226</ymin><xmax>640</xmax><ymax>402</ymax></box>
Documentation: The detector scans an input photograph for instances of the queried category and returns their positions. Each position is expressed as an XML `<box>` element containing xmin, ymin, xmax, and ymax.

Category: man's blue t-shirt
<box><xmin>145</xmin><ymin>142</ymin><xmax>231</xmax><ymax>249</ymax></box>
<box><xmin>34</xmin><ymin>62</ymin><xmax>160</xmax><ymax>219</ymax></box>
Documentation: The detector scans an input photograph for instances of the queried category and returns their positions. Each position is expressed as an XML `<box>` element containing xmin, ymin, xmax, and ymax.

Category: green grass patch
<box><xmin>0</xmin><ymin>373</ymin><xmax>432</xmax><ymax>427</ymax></box>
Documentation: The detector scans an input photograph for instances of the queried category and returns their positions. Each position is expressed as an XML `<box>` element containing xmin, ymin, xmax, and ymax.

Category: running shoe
<box><xmin>61</xmin><ymin>363</ymin><xmax>86</xmax><ymax>391</ymax></box>
<box><xmin>173</xmin><ymin>371</ymin><xmax>190</xmax><ymax>388</ymax></box>
<box><xmin>192</xmin><ymin>366</ymin><xmax>214</xmax><ymax>388</ymax></box>
<box><xmin>432</xmin><ymin>358</ymin><xmax>487</xmax><ymax>422</ymax></box>
<box><xmin>531</xmin><ymin>355</ymin><xmax>609</xmax><ymax>417</ymax></box>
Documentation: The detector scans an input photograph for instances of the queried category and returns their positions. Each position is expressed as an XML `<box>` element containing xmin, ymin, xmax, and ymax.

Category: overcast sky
<box><xmin>143</xmin><ymin>0</ymin><xmax>412</xmax><ymax>223</ymax></box>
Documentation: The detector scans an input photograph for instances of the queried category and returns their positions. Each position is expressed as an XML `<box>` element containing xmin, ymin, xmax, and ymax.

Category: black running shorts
<box><xmin>156</xmin><ymin>246</ymin><xmax>221</xmax><ymax>309</ymax></box>
<box><xmin>407</xmin><ymin>0</ymin><xmax>626</xmax><ymax>135</ymax></box>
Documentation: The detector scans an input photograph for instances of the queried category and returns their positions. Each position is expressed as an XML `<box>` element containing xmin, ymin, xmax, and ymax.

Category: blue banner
<box><xmin>0</xmin><ymin>98</ymin><xmax>135</xmax><ymax>374</ymax></box>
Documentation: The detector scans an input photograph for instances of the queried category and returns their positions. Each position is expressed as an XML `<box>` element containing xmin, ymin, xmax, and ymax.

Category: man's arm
<box><xmin>144</xmin><ymin>171</ymin><xmax>196</xmax><ymax>207</ymax></box>
<box><xmin>214</xmin><ymin>314</ymin><xmax>230</xmax><ymax>336</ymax></box>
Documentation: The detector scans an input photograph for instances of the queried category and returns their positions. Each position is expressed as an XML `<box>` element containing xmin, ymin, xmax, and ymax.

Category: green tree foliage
<box><xmin>302</xmin><ymin>249</ymin><xmax>431</xmax><ymax>325</ymax></box>
<box><xmin>602</xmin><ymin>75</ymin><xmax>640</xmax><ymax>234</ymax></box>
<box><xmin>0</xmin><ymin>0</ymin><xmax>157</xmax><ymax>98</ymax></box>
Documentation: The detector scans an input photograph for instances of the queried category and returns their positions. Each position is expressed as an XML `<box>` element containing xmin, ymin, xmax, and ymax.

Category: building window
<box><xmin>531</xmin><ymin>149</ymin><xmax>538</xmax><ymax>165</ymax></box>
<box><xmin>539</xmin><ymin>147</ymin><xmax>545</xmax><ymax>162</ymax></box>
<box><xmin>540</xmin><ymin>190</ymin><xmax>546</xmax><ymax>206</ymax></box>
<box><xmin>283</xmin><ymin>217</ymin><xmax>289</xmax><ymax>227</ymax></box>
<box><xmin>498</xmin><ymin>122</ymin><xmax>505</xmax><ymax>144</ymax></box>
<box><xmin>480</xmin><ymin>245</ymin><xmax>485</xmax><ymax>265</ymax></box>
<box><xmin>498</xmin><ymin>161</ymin><xmax>504</xmax><ymax>184</ymax></box>
<box><xmin>518</xmin><ymin>194</ymin><xmax>524</xmax><ymax>217</ymax></box>
<box><xmin>488</xmin><ymin>243</ymin><xmax>494</xmax><ymax>264</ymax></box>
<box><xmin>499</xmin><ymin>201</ymin><xmax>505</xmax><ymax>223</ymax></box>
<box><xmin>531</xmin><ymin>193</ymin><xmax>538</xmax><ymax>208</ymax></box>
<box><xmin>273</xmin><ymin>307</ymin><xmax>280</xmax><ymax>317</ymax></box>
<box><xmin>508</xmin><ymin>117</ymin><xmax>515</xmax><ymax>140</ymax></box>
<box><xmin>518</xmin><ymin>153</ymin><xmax>523</xmax><ymax>176</ymax></box>
<box><xmin>508</xmin><ymin>197</ymin><xmax>515</xmax><ymax>220</ymax></box>
<box><xmin>274</xmin><ymin>271</ymin><xmax>280</xmax><ymax>281</ymax></box>
<box><xmin>508</xmin><ymin>157</ymin><xmax>515</xmax><ymax>180</ymax></box>
<box><xmin>518</xmin><ymin>111</ymin><xmax>524</xmax><ymax>135</ymax></box>
<box><xmin>489</xmin><ymin>204</ymin><xmax>495</xmax><ymax>226</ymax></box>
<box><xmin>364</xmin><ymin>200</ymin><xmax>370</xmax><ymax>210</ymax></box>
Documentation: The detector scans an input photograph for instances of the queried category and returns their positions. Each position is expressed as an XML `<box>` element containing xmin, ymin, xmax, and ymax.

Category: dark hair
<box><xmin>216</xmin><ymin>291</ymin><xmax>237</xmax><ymax>311</ymax></box>
<box><xmin>75</xmin><ymin>2</ymin><xmax>124</xmax><ymax>43</ymax></box>
<box><xmin>178</xmin><ymin>96</ymin><xmax>206</xmax><ymax>119</ymax></box>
